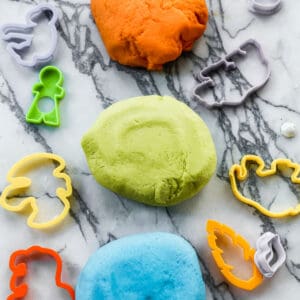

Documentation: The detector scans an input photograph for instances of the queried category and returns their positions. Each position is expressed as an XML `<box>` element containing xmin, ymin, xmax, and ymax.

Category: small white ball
<box><xmin>281</xmin><ymin>122</ymin><xmax>296</xmax><ymax>138</ymax></box>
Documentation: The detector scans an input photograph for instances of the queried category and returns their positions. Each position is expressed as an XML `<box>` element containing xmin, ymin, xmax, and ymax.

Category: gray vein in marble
<box><xmin>217</xmin><ymin>0</ymin><xmax>256</xmax><ymax>39</ymax></box>
<box><xmin>2</xmin><ymin>0</ymin><xmax>300</xmax><ymax>299</ymax></box>
<box><xmin>0</xmin><ymin>67</ymin><xmax>99</xmax><ymax>245</ymax></box>
<box><xmin>49</xmin><ymin>0</ymin><xmax>300</xmax><ymax>294</ymax></box>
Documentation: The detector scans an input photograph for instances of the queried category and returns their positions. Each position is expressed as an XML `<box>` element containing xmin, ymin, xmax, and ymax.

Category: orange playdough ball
<box><xmin>91</xmin><ymin>0</ymin><xmax>209</xmax><ymax>70</ymax></box>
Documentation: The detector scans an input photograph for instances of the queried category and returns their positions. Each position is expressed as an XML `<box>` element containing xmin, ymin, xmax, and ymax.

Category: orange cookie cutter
<box><xmin>229</xmin><ymin>155</ymin><xmax>300</xmax><ymax>218</ymax></box>
<box><xmin>8</xmin><ymin>245</ymin><xmax>75</xmax><ymax>300</ymax></box>
<box><xmin>206</xmin><ymin>220</ymin><xmax>263</xmax><ymax>291</ymax></box>
<box><xmin>0</xmin><ymin>153</ymin><xmax>72</xmax><ymax>229</ymax></box>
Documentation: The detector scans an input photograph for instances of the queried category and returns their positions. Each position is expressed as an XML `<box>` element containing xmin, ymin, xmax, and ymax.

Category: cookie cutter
<box><xmin>248</xmin><ymin>0</ymin><xmax>282</xmax><ymax>15</ymax></box>
<box><xmin>206</xmin><ymin>220</ymin><xmax>263</xmax><ymax>290</ymax></box>
<box><xmin>229</xmin><ymin>155</ymin><xmax>300</xmax><ymax>218</ymax></box>
<box><xmin>0</xmin><ymin>153</ymin><xmax>72</xmax><ymax>229</ymax></box>
<box><xmin>26</xmin><ymin>66</ymin><xmax>65</xmax><ymax>127</ymax></box>
<box><xmin>193</xmin><ymin>39</ymin><xmax>271</xmax><ymax>108</ymax></box>
<box><xmin>8</xmin><ymin>245</ymin><xmax>75</xmax><ymax>300</ymax></box>
<box><xmin>1</xmin><ymin>3</ymin><xmax>58</xmax><ymax>68</ymax></box>
<box><xmin>254</xmin><ymin>232</ymin><xmax>286</xmax><ymax>278</ymax></box>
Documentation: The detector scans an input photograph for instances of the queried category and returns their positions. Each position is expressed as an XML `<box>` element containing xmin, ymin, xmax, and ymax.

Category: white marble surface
<box><xmin>0</xmin><ymin>0</ymin><xmax>300</xmax><ymax>299</ymax></box>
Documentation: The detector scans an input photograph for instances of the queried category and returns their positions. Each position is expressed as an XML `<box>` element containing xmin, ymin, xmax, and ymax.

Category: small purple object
<box><xmin>1</xmin><ymin>3</ymin><xmax>58</xmax><ymax>68</ymax></box>
<box><xmin>193</xmin><ymin>39</ymin><xmax>271</xmax><ymax>108</ymax></box>
<box><xmin>248</xmin><ymin>0</ymin><xmax>282</xmax><ymax>15</ymax></box>
<box><xmin>254</xmin><ymin>232</ymin><xmax>286</xmax><ymax>278</ymax></box>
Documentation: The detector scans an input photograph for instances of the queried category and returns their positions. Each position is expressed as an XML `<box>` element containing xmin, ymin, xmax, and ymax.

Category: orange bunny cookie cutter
<box><xmin>206</xmin><ymin>220</ymin><xmax>263</xmax><ymax>291</ymax></box>
<box><xmin>229</xmin><ymin>155</ymin><xmax>300</xmax><ymax>218</ymax></box>
<box><xmin>0</xmin><ymin>153</ymin><xmax>72</xmax><ymax>229</ymax></box>
<box><xmin>8</xmin><ymin>245</ymin><xmax>75</xmax><ymax>300</ymax></box>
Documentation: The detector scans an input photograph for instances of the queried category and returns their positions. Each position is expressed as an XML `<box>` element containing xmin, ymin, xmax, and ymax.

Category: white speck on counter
<box><xmin>281</xmin><ymin>122</ymin><xmax>296</xmax><ymax>138</ymax></box>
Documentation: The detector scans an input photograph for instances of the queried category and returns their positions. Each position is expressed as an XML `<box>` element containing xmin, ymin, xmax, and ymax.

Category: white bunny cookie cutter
<box><xmin>1</xmin><ymin>3</ymin><xmax>59</xmax><ymax>68</ymax></box>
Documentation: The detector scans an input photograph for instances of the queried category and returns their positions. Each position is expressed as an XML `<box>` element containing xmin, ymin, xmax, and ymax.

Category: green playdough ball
<box><xmin>81</xmin><ymin>95</ymin><xmax>217</xmax><ymax>206</ymax></box>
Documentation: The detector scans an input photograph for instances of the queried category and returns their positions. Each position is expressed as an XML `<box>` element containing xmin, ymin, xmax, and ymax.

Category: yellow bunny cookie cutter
<box><xmin>0</xmin><ymin>153</ymin><xmax>72</xmax><ymax>229</ymax></box>
<box><xmin>229</xmin><ymin>155</ymin><xmax>300</xmax><ymax>218</ymax></box>
<box><xmin>207</xmin><ymin>220</ymin><xmax>263</xmax><ymax>291</ymax></box>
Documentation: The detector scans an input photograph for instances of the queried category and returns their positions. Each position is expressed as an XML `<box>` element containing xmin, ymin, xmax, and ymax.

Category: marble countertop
<box><xmin>0</xmin><ymin>0</ymin><xmax>299</xmax><ymax>299</ymax></box>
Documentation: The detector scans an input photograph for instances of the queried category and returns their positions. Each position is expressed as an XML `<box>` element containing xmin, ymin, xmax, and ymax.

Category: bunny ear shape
<box><xmin>1</xmin><ymin>25</ymin><xmax>33</xmax><ymax>55</ymax></box>
<box><xmin>206</xmin><ymin>220</ymin><xmax>263</xmax><ymax>291</ymax></box>
<box><xmin>1</xmin><ymin>25</ymin><xmax>33</xmax><ymax>41</ymax></box>
<box><xmin>229</xmin><ymin>155</ymin><xmax>300</xmax><ymax>218</ymax></box>
<box><xmin>0</xmin><ymin>153</ymin><xmax>72</xmax><ymax>230</ymax></box>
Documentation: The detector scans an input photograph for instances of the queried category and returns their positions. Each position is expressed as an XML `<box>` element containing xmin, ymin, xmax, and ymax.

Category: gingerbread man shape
<box><xmin>26</xmin><ymin>66</ymin><xmax>65</xmax><ymax>127</ymax></box>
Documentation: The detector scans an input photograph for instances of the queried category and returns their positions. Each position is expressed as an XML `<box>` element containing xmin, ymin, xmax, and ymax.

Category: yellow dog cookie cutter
<box><xmin>206</xmin><ymin>220</ymin><xmax>263</xmax><ymax>291</ymax></box>
<box><xmin>0</xmin><ymin>153</ymin><xmax>72</xmax><ymax>229</ymax></box>
<box><xmin>229</xmin><ymin>155</ymin><xmax>300</xmax><ymax>218</ymax></box>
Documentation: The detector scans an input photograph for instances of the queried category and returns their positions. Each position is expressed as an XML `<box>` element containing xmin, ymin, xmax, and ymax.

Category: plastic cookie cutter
<box><xmin>193</xmin><ymin>39</ymin><xmax>271</xmax><ymax>108</ymax></box>
<box><xmin>248</xmin><ymin>0</ymin><xmax>282</xmax><ymax>15</ymax></box>
<box><xmin>206</xmin><ymin>220</ymin><xmax>287</xmax><ymax>290</ymax></box>
<box><xmin>254</xmin><ymin>232</ymin><xmax>286</xmax><ymax>278</ymax></box>
<box><xmin>26</xmin><ymin>65</ymin><xmax>65</xmax><ymax>127</ymax></box>
<box><xmin>8</xmin><ymin>245</ymin><xmax>75</xmax><ymax>300</ymax></box>
<box><xmin>0</xmin><ymin>153</ymin><xmax>72</xmax><ymax>230</ymax></box>
<box><xmin>206</xmin><ymin>220</ymin><xmax>263</xmax><ymax>291</ymax></box>
<box><xmin>229</xmin><ymin>155</ymin><xmax>300</xmax><ymax>218</ymax></box>
<box><xmin>1</xmin><ymin>3</ymin><xmax>59</xmax><ymax>68</ymax></box>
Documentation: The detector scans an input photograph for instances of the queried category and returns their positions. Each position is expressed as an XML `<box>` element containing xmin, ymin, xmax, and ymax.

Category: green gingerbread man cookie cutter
<box><xmin>26</xmin><ymin>66</ymin><xmax>65</xmax><ymax>127</ymax></box>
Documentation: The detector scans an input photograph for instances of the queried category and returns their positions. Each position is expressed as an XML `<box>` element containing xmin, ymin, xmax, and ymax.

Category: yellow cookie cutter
<box><xmin>0</xmin><ymin>153</ymin><xmax>72</xmax><ymax>229</ymax></box>
<box><xmin>229</xmin><ymin>155</ymin><xmax>300</xmax><ymax>218</ymax></box>
<box><xmin>206</xmin><ymin>220</ymin><xmax>263</xmax><ymax>291</ymax></box>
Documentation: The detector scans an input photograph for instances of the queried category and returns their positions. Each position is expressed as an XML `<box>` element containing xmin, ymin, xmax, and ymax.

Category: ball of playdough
<box><xmin>76</xmin><ymin>232</ymin><xmax>206</xmax><ymax>300</ymax></box>
<box><xmin>81</xmin><ymin>95</ymin><xmax>216</xmax><ymax>206</ymax></box>
<box><xmin>81</xmin><ymin>96</ymin><xmax>216</xmax><ymax>206</ymax></box>
<box><xmin>91</xmin><ymin>0</ymin><xmax>208</xmax><ymax>70</ymax></box>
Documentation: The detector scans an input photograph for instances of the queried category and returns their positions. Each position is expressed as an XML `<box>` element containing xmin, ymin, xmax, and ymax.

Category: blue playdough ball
<box><xmin>76</xmin><ymin>232</ymin><xmax>206</xmax><ymax>300</ymax></box>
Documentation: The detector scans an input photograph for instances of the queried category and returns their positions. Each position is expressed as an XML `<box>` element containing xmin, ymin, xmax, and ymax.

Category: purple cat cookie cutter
<box><xmin>193</xmin><ymin>39</ymin><xmax>271</xmax><ymax>108</ymax></box>
<box><xmin>254</xmin><ymin>232</ymin><xmax>286</xmax><ymax>278</ymax></box>
<box><xmin>248</xmin><ymin>0</ymin><xmax>282</xmax><ymax>15</ymax></box>
<box><xmin>1</xmin><ymin>3</ymin><xmax>58</xmax><ymax>68</ymax></box>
